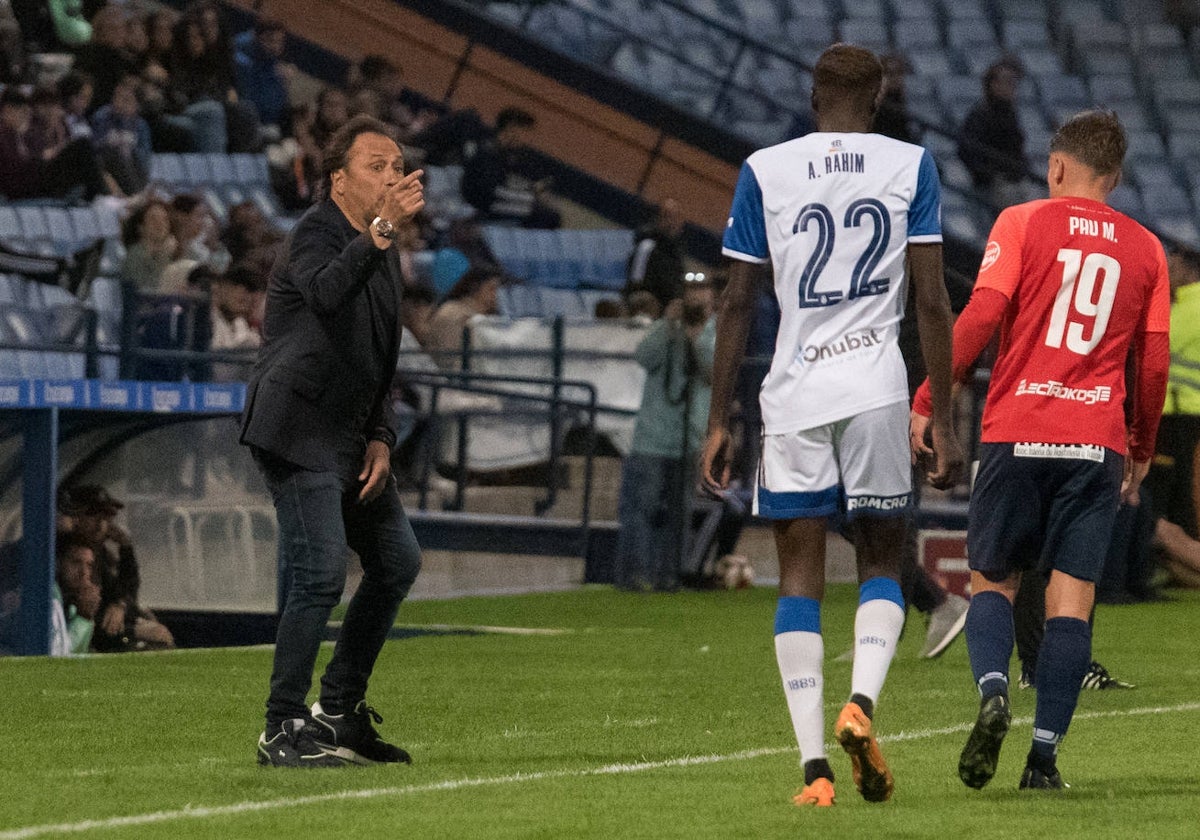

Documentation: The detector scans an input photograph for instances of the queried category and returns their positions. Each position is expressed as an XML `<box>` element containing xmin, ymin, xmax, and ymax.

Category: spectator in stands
<box><xmin>53</xmin><ymin>532</ymin><xmax>100</xmax><ymax>656</ymax></box>
<box><xmin>614</xmin><ymin>274</ymin><xmax>716</xmax><ymax>591</ymax></box>
<box><xmin>0</xmin><ymin>8</ymin><xmax>27</xmax><ymax>84</ymax></box>
<box><xmin>349</xmin><ymin>54</ymin><xmax>440</xmax><ymax>143</ymax></box>
<box><xmin>626</xmin><ymin>289</ymin><xmax>662</xmax><ymax>322</ymax></box>
<box><xmin>461</xmin><ymin>106</ymin><xmax>561</xmax><ymax>229</ymax></box>
<box><xmin>266</xmin><ymin>102</ymin><xmax>320</xmax><ymax>209</ymax></box>
<box><xmin>58</xmin><ymin>484</ymin><xmax>174</xmax><ymax>652</ymax></box>
<box><xmin>167</xmin><ymin>13</ymin><xmax>235</xmax><ymax>152</ymax></box>
<box><xmin>430</xmin><ymin>217</ymin><xmax>495</xmax><ymax>300</ymax></box>
<box><xmin>91</xmin><ymin>73</ymin><xmax>152</xmax><ymax>196</ymax></box>
<box><xmin>48</xmin><ymin>0</ymin><xmax>92</xmax><ymax>49</ymax></box>
<box><xmin>170</xmin><ymin>194</ymin><xmax>231</xmax><ymax>274</ymax></box>
<box><xmin>75</xmin><ymin>4</ymin><xmax>137</xmax><ymax>113</ymax></box>
<box><xmin>59</xmin><ymin>71</ymin><xmax>94</xmax><ymax>140</ymax></box>
<box><xmin>120</xmin><ymin>198</ymin><xmax>176</xmax><ymax>292</ymax></box>
<box><xmin>0</xmin><ymin>86</ymin><xmax>109</xmax><ymax>201</ymax></box>
<box><xmin>222</xmin><ymin>199</ymin><xmax>284</xmax><ymax>271</ymax></box>
<box><xmin>624</xmin><ymin>197</ymin><xmax>686</xmax><ymax>311</ymax></box>
<box><xmin>426</xmin><ymin>265</ymin><xmax>502</xmax><ymax>368</ymax></box>
<box><xmin>208</xmin><ymin>263</ymin><xmax>262</xmax><ymax>382</ymax></box>
<box><xmin>873</xmin><ymin>53</ymin><xmax>918</xmax><ymax>145</ymax></box>
<box><xmin>233</xmin><ymin>17</ymin><xmax>291</xmax><ymax>138</ymax></box>
<box><xmin>958</xmin><ymin>57</ymin><xmax>1032</xmax><ymax>211</ymax></box>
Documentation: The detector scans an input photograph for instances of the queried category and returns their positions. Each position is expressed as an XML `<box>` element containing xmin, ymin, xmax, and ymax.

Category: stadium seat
<box><xmin>940</xmin><ymin>0</ymin><xmax>989</xmax><ymax>20</ymax></box>
<box><xmin>1138</xmin><ymin>51</ymin><xmax>1194</xmax><ymax>80</ymax></box>
<box><xmin>15</xmin><ymin>206</ymin><xmax>49</xmax><ymax>240</ymax></box>
<box><xmin>67</xmin><ymin>206</ymin><xmax>101</xmax><ymax>242</ymax></box>
<box><xmin>232</xmin><ymin>153</ymin><xmax>270</xmax><ymax>185</ymax></box>
<box><xmin>0</xmin><ymin>206</ymin><xmax>19</xmax><ymax>241</ymax></box>
<box><xmin>1002</xmin><ymin>20</ymin><xmax>1051</xmax><ymax>48</ymax></box>
<box><xmin>497</xmin><ymin>283</ymin><xmax>543</xmax><ymax>318</ymax></box>
<box><xmin>889</xmin><ymin>0</ymin><xmax>939</xmax><ymax>20</ymax></box>
<box><xmin>1089</xmin><ymin>74</ymin><xmax>1139</xmax><ymax>103</ymax></box>
<box><xmin>206</xmin><ymin>153</ymin><xmax>238</xmax><ymax>184</ymax></box>
<box><xmin>1132</xmin><ymin>23</ymin><xmax>1185</xmax><ymax>54</ymax></box>
<box><xmin>994</xmin><ymin>0</ymin><xmax>1049</xmax><ymax>20</ymax></box>
<box><xmin>838</xmin><ymin>18</ymin><xmax>890</xmax><ymax>52</ymax></box>
<box><xmin>180</xmin><ymin>154</ymin><xmax>213</xmax><ymax>186</ymax></box>
<box><xmin>947</xmin><ymin>19</ymin><xmax>998</xmax><ymax>52</ymax></box>
<box><xmin>893</xmin><ymin>20</ymin><xmax>942</xmax><ymax>51</ymax></box>
<box><xmin>150</xmin><ymin>153</ymin><xmax>187</xmax><ymax>186</ymax></box>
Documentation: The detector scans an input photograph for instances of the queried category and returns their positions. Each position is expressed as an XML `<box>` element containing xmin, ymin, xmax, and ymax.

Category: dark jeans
<box><xmin>255</xmin><ymin>450</ymin><xmax>422</xmax><ymax>726</ymax></box>
<box><xmin>615</xmin><ymin>453</ymin><xmax>692</xmax><ymax>590</ymax></box>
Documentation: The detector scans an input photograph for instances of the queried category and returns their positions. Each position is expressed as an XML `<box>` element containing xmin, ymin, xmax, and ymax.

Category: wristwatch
<box><xmin>370</xmin><ymin>216</ymin><xmax>397</xmax><ymax>240</ymax></box>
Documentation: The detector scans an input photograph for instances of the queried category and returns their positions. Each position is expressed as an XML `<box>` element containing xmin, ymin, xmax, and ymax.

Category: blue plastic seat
<box><xmin>67</xmin><ymin>206</ymin><xmax>102</xmax><ymax>241</ymax></box>
<box><xmin>15</xmin><ymin>206</ymin><xmax>49</xmax><ymax>239</ymax></box>
<box><xmin>206</xmin><ymin>153</ymin><xmax>238</xmax><ymax>184</ymax></box>
<box><xmin>181</xmin><ymin>153</ymin><xmax>213</xmax><ymax>186</ymax></box>
<box><xmin>150</xmin><ymin>153</ymin><xmax>187</xmax><ymax>186</ymax></box>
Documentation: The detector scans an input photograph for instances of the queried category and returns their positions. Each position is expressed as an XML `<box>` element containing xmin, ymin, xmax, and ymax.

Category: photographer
<box><xmin>614</xmin><ymin>274</ymin><xmax>716</xmax><ymax>591</ymax></box>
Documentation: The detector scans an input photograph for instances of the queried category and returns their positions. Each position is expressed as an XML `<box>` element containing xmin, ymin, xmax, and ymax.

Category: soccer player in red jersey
<box><xmin>911</xmin><ymin>109</ymin><xmax>1170</xmax><ymax>790</ymax></box>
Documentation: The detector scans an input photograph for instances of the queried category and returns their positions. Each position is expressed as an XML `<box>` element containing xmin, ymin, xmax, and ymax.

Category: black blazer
<box><xmin>240</xmin><ymin>199</ymin><xmax>402</xmax><ymax>474</ymax></box>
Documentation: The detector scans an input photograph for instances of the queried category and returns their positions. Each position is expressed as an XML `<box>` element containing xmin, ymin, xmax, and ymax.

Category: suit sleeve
<box><xmin>289</xmin><ymin>215</ymin><xmax>386</xmax><ymax>316</ymax></box>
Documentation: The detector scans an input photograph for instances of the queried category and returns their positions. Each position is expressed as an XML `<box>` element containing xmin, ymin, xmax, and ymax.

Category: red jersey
<box><xmin>973</xmin><ymin>197</ymin><xmax>1170</xmax><ymax>453</ymax></box>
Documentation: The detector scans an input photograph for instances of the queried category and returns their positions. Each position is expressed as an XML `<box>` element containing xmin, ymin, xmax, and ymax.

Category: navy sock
<box><xmin>850</xmin><ymin>693</ymin><xmax>874</xmax><ymax>720</ymax></box>
<box><xmin>965</xmin><ymin>590</ymin><xmax>1013</xmax><ymax>698</ymax></box>
<box><xmin>1032</xmin><ymin>617</ymin><xmax>1091</xmax><ymax>764</ymax></box>
<box><xmin>804</xmin><ymin>757</ymin><xmax>834</xmax><ymax>785</ymax></box>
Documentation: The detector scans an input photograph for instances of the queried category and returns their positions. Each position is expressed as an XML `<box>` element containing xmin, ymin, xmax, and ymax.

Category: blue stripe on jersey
<box><xmin>908</xmin><ymin>149</ymin><xmax>942</xmax><ymax>239</ymax></box>
<box><xmin>775</xmin><ymin>596</ymin><xmax>821</xmax><ymax>635</ymax></box>
<box><xmin>859</xmin><ymin>576</ymin><xmax>904</xmax><ymax>609</ymax></box>
<box><xmin>723</xmin><ymin>161</ymin><xmax>769</xmax><ymax>261</ymax></box>
<box><xmin>756</xmin><ymin>485</ymin><xmax>839</xmax><ymax>519</ymax></box>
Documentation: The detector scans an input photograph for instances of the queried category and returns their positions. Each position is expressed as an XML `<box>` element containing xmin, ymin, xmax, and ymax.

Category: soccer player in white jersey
<box><xmin>701</xmin><ymin>44</ymin><xmax>963</xmax><ymax>807</ymax></box>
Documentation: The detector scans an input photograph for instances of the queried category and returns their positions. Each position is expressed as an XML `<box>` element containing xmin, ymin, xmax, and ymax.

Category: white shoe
<box><xmin>920</xmin><ymin>593</ymin><xmax>969</xmax><ymax>658</ymax></box>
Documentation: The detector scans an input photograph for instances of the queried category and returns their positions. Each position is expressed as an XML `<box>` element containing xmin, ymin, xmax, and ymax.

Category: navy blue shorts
<box><xmin>967</xmin><ymin>442</ymin><xmax>1124</xmax><ymax>583</ymax></box>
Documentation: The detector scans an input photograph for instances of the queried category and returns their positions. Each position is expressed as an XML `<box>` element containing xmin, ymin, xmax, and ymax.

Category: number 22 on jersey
<box><xmin>1046</xmin><ymin>248</ymin><xmax>1120</xmax><ymax>355</ymax></box>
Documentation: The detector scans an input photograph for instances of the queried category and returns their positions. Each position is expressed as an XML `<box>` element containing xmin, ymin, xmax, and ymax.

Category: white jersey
<box><xmin>723</xmin><ymin>132</ymin><xmax>942</xmax><ymax>433</ymax></box>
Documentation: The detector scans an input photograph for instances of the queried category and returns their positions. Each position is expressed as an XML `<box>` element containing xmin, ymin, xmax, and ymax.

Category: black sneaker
<box><xmin>1020</xmin><ymin>762</ymin><xmax>1068</xmax><ymax>790</ymax></box>
<box><xmin>257</xmin><ymin>718</ymin><xmax>346</xmax><ymax>768</ymax></box>
<box><xmin>311</xmin><ymin>701</ymin><xmax>413</xmax><ymax>765</ymax></box>
<box><xmin>958</xmin><ymin>694</ymin><xmax>1011</xmax><ymax>789</ymax></box>
<box><xmin>1081</xmin><ymin>661</ymin><xmax>1135</xmax><ymax>690</ymax></box>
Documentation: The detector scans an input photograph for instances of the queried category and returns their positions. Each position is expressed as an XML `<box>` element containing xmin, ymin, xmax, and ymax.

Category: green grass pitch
<box><xmin>2</xmin><ymin>585</ymin><xmax>1198</xmax><ymax>839</ymax></box>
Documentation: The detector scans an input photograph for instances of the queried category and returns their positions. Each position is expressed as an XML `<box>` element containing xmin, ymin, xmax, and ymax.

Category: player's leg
<box><xmin>958</xmin><ymin>443</ymin><xmax>1040</xmax><ymax>788</ymax></box>
<box><xmin>757</xmin><ymin>429</ymin><xmax>840</xmax><ymax>806</ymax></box>
<box><xmin>834</xmin><ymin>402</ymin><xmax>912</xmax><ymax>802</ymax></box>
<box><xmin>1023</xmin><ymin>449</ymin><xmax>1122</xmax><ymax>789</ymax></box>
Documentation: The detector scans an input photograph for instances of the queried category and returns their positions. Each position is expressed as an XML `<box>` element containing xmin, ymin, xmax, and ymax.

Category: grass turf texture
<box><xmin>2</xmin><ymin>585</ymin><xmax>1198</xmax><ymax>839</ymax></box>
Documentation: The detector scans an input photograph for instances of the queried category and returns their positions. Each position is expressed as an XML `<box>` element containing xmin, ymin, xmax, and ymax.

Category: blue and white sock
<box><xmin>966</xmin><ymin>590</ymin><xmax>1014</xmax><ymax>698</ymax></box>
<box><xmin>1032</xmin><ymin>616</ymin><xmax>1091</xmax><ymax>765</ymax></box>
<box><xmin>774</xmin><ymin>596</ymin><xmax>826</xmax><ymax>766</ymax></box>
<box><xmin>849</xmin><ymin>577</ymin><xmax>905</xmax><ymax>705</ymax></box>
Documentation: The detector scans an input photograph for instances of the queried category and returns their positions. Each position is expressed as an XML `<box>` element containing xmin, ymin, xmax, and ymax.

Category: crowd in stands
<box><xmin>0</xmin><ymin>482</ymin><xmax>173</xmax><ymax>655</ymax></box>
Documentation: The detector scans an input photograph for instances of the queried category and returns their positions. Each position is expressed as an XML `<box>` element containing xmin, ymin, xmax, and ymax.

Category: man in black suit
<box><xmin>241</xmin><ymin>114</ymin><xmax>426</xmax><ymax>768</ymax></box>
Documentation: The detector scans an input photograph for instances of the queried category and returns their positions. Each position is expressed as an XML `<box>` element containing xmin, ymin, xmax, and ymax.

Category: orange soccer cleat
<box><xmin>793</xmin><ymin>776</ymin><xmax>836</xmax><ymax>807</ymax></box>
<box><xmin>835</xmin><ymin>702</ymin><xmax>894</xmax><ymax>802</ymax></box>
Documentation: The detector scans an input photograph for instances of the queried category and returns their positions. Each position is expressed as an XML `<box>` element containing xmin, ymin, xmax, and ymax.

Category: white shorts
<box><xmin>754</xmin><ymin>400</ymin><xmax>912</xmax><ymax>521</ymax></box>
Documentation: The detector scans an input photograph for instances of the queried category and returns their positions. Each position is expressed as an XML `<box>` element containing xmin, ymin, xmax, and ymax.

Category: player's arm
<box><xmin>703</xmin><ymin>160</ymin><xmax>769</xmax><ymax>493</ymax></box>
<box><xmin>1124</xmin><ymin>248</ymin><xmax>1172</xmax><ymax>503</ymax></box>
<box><xmin>908</xmin><ymin>242</ymin><xmax>965</xmax><ymax>489</ymax></box>
<box><xmin>700</xmin><ymin>259</ymin><xmax>758</xmax><ymax>493</ymax></box>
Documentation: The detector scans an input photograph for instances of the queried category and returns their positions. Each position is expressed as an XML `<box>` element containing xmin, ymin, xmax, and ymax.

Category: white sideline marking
<box><xmin>3</xmin><ymin>701</ymin><xmax>1197</xmax><ymax>839</ymax></box>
